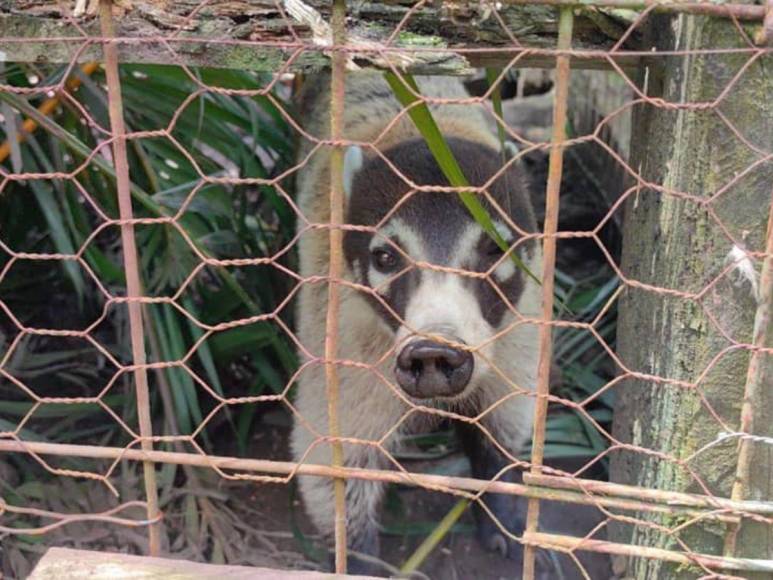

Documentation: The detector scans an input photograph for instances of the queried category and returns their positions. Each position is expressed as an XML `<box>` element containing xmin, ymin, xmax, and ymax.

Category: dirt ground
<box><xmin>228</xmin><ymin>408</ymin><xmax>613</xmax><ymax>580</ymax></box>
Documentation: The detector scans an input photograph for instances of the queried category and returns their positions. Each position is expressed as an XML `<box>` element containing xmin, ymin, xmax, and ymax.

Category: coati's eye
<box><xmin>371</xmin><ymin>248</ymin><xmax>399</xmax><ymax>272</ymax></box>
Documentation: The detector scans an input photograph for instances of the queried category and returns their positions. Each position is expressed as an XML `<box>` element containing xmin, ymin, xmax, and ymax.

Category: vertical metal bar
<box><xmin>327</xmin><ymin>0</ymin><xmax>348</xmax><ymax>572</ymax></box>
<box><xmin>724</xmin><ymin>190</ymin><xmax>773</xmax><ymax>556</ymax></box>
<box><xmin>99</xmin><ymin>0</ymin><xmax>162</xmax><ymax>556</ymax></box>
<box><xmin>522</xmin><ymin>7</ymin><xmax>574</xmax><ymax>579</ymax></box>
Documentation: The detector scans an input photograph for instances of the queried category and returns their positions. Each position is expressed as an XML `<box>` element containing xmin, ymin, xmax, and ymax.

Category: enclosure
<box><xmin>0</xmin><ymin>0</ymin><xmax>771</xmax><ymax>578</ymax></box>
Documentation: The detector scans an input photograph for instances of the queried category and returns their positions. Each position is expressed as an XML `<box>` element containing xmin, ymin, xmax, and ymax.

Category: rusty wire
<box><xmin>0</xmin><ymin>0</ymin><xmax>771</xmax><ymax>578</ymax></box>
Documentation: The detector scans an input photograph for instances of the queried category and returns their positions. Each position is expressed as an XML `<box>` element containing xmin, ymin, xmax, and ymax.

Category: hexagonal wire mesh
<box><xmin>0</xmin><ymin>0</ymin><xmax>771</xmax><ymax>578</ymax></box>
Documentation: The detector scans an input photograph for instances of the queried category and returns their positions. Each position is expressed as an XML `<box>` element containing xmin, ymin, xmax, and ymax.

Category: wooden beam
<box><xmin>30</xmin><ymin>547</ymin><xmax>378</xmax><ymax>579</ymax></box>
<box><xmin>0</xmin><ymin>0</ymin><xmax>643</xmax><ymax>73</ymax></box>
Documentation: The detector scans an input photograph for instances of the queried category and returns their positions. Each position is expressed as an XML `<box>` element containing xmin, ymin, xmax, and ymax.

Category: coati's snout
<box><xmin>395</xmin><ymin>338</ymin><xmax>474</xmax><ymax>398</ymax></box>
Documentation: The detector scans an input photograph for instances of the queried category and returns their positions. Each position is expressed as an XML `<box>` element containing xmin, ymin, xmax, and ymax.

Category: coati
<box><xmin>290</xmin><ymin>72</ymin><xmax>543</xmax><ymax>574</ymax></box>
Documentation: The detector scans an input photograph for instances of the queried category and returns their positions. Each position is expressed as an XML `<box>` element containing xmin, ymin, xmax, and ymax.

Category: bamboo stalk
<box><xmin>523</xmin><ymin>473</ymin><xmax>770</xmax><ymax>515</ymax></box>
<box><xmin>525</xmin><ymin>532</ymin><xmax>773</xmax><ymax>574</ymax></box>
<box><xmin>400</xmin><ymin>499</ymin><xmax>471</xmax><ymax>575</ymax></box>
<box><xmin>99</xmin><ymin>0</ymin><xmax>161</xmax><ymax>557</ymax></box>
<box><xmin>326</xmin><ymin>0</ymin><xmax>348</xmax><ymax>572</ymax></box>
<box><xmin>522</xmin><ymin>7</ymin><xmax>574</xmax><ymax>580</ymax></box>
<box><xmin>723</xmin><ymin>191</ymin><xmax>773</xmax><ymax>555</ymax></box>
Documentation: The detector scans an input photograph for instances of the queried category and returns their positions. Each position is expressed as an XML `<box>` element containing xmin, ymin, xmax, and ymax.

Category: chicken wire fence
<box><xmin>0</xmin><ymin>0</ymin><xmax>771</xmax><ymax>578</ymax></box>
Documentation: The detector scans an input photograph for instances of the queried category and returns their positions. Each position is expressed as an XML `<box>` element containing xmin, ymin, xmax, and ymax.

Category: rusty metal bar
<box><xmin>2</xmin><ymin>440</ymin><xmax>772</xmax><ymax>519</ymax></box>
<box><xmin>522</xmin><ymin>7</ymin><xmax>575</xmax><ymax>580</ymax></box>
<box><xmin>524</xmin><ymin>532</ymin><xmax>773</xmax><ymax>574</ymax></box>
<box><xmin>326</xmin><ymin>0</ymin><xmax>348</xmax><ymax>572</ymax></box>
<box><xmin>723</xmin><ymin>190</ymin><xmax>773</xmax><ymax>555</ymax></box>
<box><xmin>0</xmin><ymin>499</ymin><xmax>162</xmax><ymax>535</ymax></box>
<box><xmin>522</xmin><ymin>473</ymin><xmax>768</xmax><ymax>515</ymax></box>
<box><xmin>98</xmin><ymin>0</ymin><xmax>161</xmax><ymax>556</ymax></box>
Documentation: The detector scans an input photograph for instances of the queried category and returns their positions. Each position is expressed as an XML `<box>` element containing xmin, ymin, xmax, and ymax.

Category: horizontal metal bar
<box><xmin>0</xmin><ymin>37</ymin><xmax>641</xmax><ymax>74</ymax></box>
<box><xmin>525</xmin><ymin>532</ymin><xmax>773</xmax><ymax>573</ymax></box>
<box><xmin>0</xmin><ymin>439</ymin><xmax>770</xmax><ymax>521</ymax></box>
<box><xmin>524</xmin><ymin>473</ymin><xmax>773</xmax><ymax>515</ymax></box>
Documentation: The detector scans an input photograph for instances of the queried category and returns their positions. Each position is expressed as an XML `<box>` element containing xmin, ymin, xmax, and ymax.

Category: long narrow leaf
<box><xmin>485</xmin><ymin>67</ymin><xmax>508</xmax><ymax>151</ymax></box>
<box><xmin>384</xmin><ymin>72</ymin><xmax>540</xmax><ymax>286</ymax></box>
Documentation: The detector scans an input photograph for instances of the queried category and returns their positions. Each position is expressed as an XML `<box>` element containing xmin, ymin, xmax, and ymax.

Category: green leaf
<box><xmin>162</xmin><ymin>305</ymin><xmax>205</xmax><ymax>438</ymax></box>
<box><xmin>24</xmin><ymin>150</ymin><xmax>86</xmax><ymax>303</ymax></box>
<box><xmin>208</xmin><ymin>324</ymin><xmax>277</xmax><ymax>361</ymax></box>
<box><xmin>485</xmin><ymin>68</ymin><xmax>508</xmax><ymax>152</ymax></box>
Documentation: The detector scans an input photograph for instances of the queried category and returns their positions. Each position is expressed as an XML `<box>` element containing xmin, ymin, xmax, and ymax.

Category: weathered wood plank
<box><xmin>610</xmin><ymin>11</ymin><xmax>773</xmax><ymax>579</ymax></box>
<box><xmin>29</xmin><ymin>547</ymin><xmax>377</xmax><ymax>579</ymax></box>
<box><xmin>0</xmin><ymin>0</ymin><xmax>640</xmax><ymax>72</ymax></box>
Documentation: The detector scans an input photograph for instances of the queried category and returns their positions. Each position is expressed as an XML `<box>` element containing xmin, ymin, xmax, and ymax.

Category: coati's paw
<box><xmin>475</xmin><ymin>490</ymin><xmax>527</xmax><ymax>558</ymax></box>
<box><xmin>339</xmin><ymin>528</ymin><xmax>385</xmax><ymax>577</ymax></box>
<box><xmin>476</xmin><ymin>512</ymin><xmax>524</xmax><ymax>560</ymax></box>
<box><xmin>476</xmin><ymin>502</ymin><xmax>563</xmax><ymax>578</ymax></box>
<box><xmin>346</xmin><ymin>554</ymin><xmax>385</xmax><ymax>578</ymax></box>
<box><xmin>479</xmin><ymin>528</ymin><xmax>563</xmax><ymax>578</ymax></box>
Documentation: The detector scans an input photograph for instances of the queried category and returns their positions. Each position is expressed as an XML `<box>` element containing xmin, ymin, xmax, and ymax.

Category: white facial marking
<box><xmin>384</xmin><ymin>219</ymin><xmax>426</xmax><ymax>263</ymax></box>
<box><xmin>343</xmin><ymin>145</ymin><xmax>364</xmax><ymax>201</ymax></box>
<box><xmin>353</xmin><ymin>258</ymin><xmax>365</xmax><ymax>283</ymax></box>
<box><xmin>492</xmin><ymin>221</ymin><xmax>516</xmax><ymax>283</ymax></box>
<box><xmin>504</xmin><ymin>141</ymin><xmax>520</xmax><ymax>159</ymax></box>
<box><xmin>367</xmin><ymin>218</ymin><xmax>425</xmax><ymax>293</ymax></box>
<box><xmin>399</xmin><ymin>271</ymin><xmax>491</xmax><ymax>347</ymax></box>
<box><xmin>398</xmin><ymin>223</ymin><xmax>496</xmax><ymax>352</ymax></box>
<box><xmin>449</xmin><ymin>224</ymin><xmax>483</xmax><ymax>269</ymax></box>
<box><xmin>494</xmin><ymin>258</ymin><xmax>516</xmax><ymax>282</ymax></box>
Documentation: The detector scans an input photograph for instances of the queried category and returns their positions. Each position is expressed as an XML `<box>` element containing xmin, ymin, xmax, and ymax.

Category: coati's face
<box><xmin>343</xmin><ymin>138</ymin><xmax>538</xmax><ymax>401</ymax></box>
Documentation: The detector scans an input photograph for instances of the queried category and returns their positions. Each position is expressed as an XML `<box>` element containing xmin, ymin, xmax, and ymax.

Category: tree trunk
<box><xmin>610</xmin><ymin>11</ymin><xmax>773</xmax><ymax>579</ymax></box>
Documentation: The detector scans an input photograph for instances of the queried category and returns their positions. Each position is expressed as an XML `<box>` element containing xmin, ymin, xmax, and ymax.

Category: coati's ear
<box><xmin>504</xmin><ymin>141</ymin><xmax>520</xmax><ymax>159</ymax></box>
<box><xmin>343</xmin><ymin>145</ymin><xmax>364</xmax><ymax>202</ymax></box>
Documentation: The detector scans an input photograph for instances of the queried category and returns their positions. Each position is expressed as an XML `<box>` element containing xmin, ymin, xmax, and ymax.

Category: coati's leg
<box><xmin>457</xmin><ymin>402</ymin><xmax>562</xmax><ymax>578</ymax></box>
<box><xmin>291</xmin><ymin>364</ymin><xmax>404</xmax><ymax>576</ymax></box>
<box><xmin>293</xmin><ymin>453</ymin><xmax>385</xmax><ymax>574</ymax></box>
<box><xmin>457</xmin><ymin>421</ymin><xmax>528</xmax><ymax>560</ymax></box>
<box><xmin>340</xmin><ymin>455</ymin><xmax>385</xmax><ymax>575</ymax></box>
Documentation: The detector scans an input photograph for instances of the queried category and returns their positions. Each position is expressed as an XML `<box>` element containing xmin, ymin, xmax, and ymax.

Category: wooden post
<box><xmin>610</xmin><ymin>11</ymin><xmax>773</xmax><ymax>579</ymax></box>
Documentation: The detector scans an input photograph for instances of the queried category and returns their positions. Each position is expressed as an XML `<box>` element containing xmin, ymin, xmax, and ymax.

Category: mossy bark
<box><xmin>610</xmin><ymin>12</ymin><xmax>772</xmax><ymax>580</ymax></box>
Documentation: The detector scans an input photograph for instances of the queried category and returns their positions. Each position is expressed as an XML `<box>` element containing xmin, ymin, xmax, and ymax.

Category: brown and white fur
<box><xmin>290</xmin><ymin>72</ymin><xmax>543</xmax><ymax>574</ymax></box>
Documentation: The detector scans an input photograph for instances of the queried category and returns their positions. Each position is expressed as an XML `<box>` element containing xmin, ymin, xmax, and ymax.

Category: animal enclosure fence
<box><xmin>0</xmin><ymin>0</ymin><xmax>772</xmax><ymax>578</ymax></box>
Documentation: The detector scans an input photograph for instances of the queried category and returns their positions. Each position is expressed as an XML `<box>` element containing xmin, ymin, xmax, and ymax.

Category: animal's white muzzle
<box><xmin>393</xmin><ymin>273</ymin><xmax>494</xmax><ymax>398</ymax></box>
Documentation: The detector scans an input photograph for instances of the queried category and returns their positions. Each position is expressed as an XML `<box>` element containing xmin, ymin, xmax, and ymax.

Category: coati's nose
<box><xmin>395</xmin><ymin>339</ymin><xmax>474</xmax><ymax>398</ymax></box>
